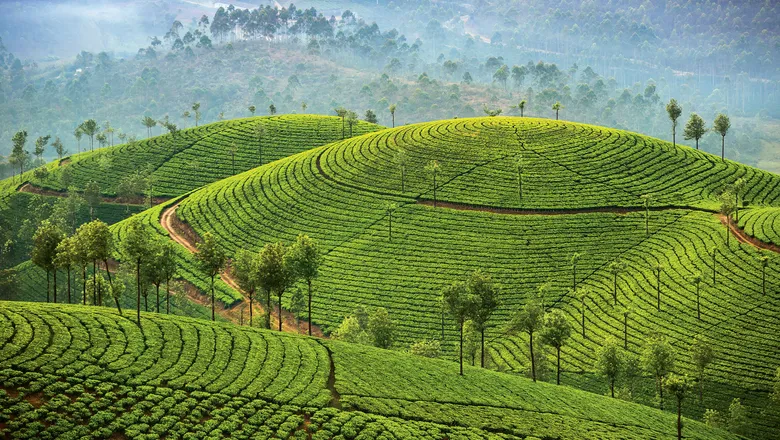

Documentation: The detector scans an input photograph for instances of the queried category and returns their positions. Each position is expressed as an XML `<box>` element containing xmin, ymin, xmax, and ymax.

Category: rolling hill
<box><xmin>0</xmin><ymin>301</ymin><xmax>739</xmax><ymax>440</ymax></box>
<box><xmin>6</xmin><ymin>116</ymin><xmax>780</xmax><ymax>438</ymax></box>
<box><xmin>171</xmin><ymin>116</ymin><xmax>780</xmax><ymax>438</ymax></box>
<box><xmin>0</xmin><ymin>115</ymin><xmax>383</xmax><ymax>269</ymax></box>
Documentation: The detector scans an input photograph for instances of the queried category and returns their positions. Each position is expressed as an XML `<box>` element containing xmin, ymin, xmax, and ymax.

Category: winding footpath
<box><xmin>160</xmin><ymin>201</ymin><xmax>323</xmax><ymax>336</ymax></box>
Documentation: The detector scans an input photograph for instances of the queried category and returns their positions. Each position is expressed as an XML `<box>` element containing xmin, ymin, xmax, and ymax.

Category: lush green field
<box><xmin>170</xmin><ymin>117</ymin><xmax>780</xmax><ymax>438</ymax></box>
<box><xmin>738</xmin><ymin>206</ymin><xmax>780</xmax><ymax>246</ymax></box>
<box><xmin>0</xmin><ymin>115</ymin><xmax>383</xmax><ymax>270</ymax></box>
<box><xmin>0</xmin><ymin>302</ymin><xmax>738</xmax><ymax>439</ymax></box>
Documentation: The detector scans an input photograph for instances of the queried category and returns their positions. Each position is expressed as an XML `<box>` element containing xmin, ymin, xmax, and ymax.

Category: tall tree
<box><xmin>32</xmin><ymin>220</ymin><xmax>65</xmax><ymax>303</ymax></box>
<box><xmin>195</xmin><ymin>232</ymin><xmax>227</xmax><ymax>321</ymax></box>
<box><xmin>233</xmin><ymin>249</ymin><xmax>259</xmax><ymax>326</ymax></box>
<box><xmin>690</xmin><ymin>335</ymin><xmax>714</xmax><ymax>403</ymax></box>
<box><xmin>364</xmin><ymin>109</ymin><xmax>378</xmax><ymax>124</ymax></box>
<box><xmin>596</xmin><ymin>337</ymin><xmax>623</xmax><ymax>398</ymax></box>
<box><xmin>34</xmin><ymin>135</ymin><xmax>51</xmax><ymax>164</ymax></box>
<box><xmin>335</xmin><ymin>107</ymin><xmax>347</xmax><ymax>138</ymax></box>
<box><xmin>389</xmin><ymin>104</ymin><xmax>397</xmax><ymax>128</ymax></box>
<box><xmin>425</xmin><ymin>160</ymin><xmax>441</xmax><ymax>207</ymax></box>
<box><xmin>80</xmin><ymin>119</ymin><xmax>100</xmax><ymax>152</ymax></box>
<box><xmin>442</xmin><ymin>280</ymin><xmax>472</xmax><ymax>375</ymax></box>
<box><xmin>732</xmin><ymin>178</ymin><xmax>746</xmax><ymax>222</ymax></box>
<box><xmin>248</xmin><ymin>105</ymin><xmax>256</xmax><ymax>115</ymax></box>
<box><xmin>642</xmin><ymin>334</ymin><xmax>676</xmax><ymax>409</ymax></box>
<box><xmin>683</xmin><ymin>113</ymin><xmax>706</xmax><ymax>150</ymax></box>
<box><xmin>607</xmin><ymin>260</ymin><xmax>625</xmax><ymax>305</ymax></box>
<box><xmin>54</xmin><ymin>236</ymin><xmax>76</xmax><ymax>303</ymax></box>
<box><xmin>509</xmin><ymin>299</ymin><xmax>545</xmax><ymax>381</ymax></box>
<box><xmin>394</xmin><ymin>149</ymin><xmax>408</xmax><ymax>192</ymax></box>
<box><xmin>368</xmin><ymin>307</ymin><xmax>395</xmax><ymax>349</ymax></box>
<box><xmin>541</xmin><ymin>309</ymin><xmax>572</xmax><ymax>385</ymax></box>
<box><xmin>653</xmin><ymin>262</ymin><xmax>664</xmax><ymax>311</ymax></box>
<box><xmin>192</xmin><ymin>102</ymin><xmax>202</xmax><ymax>127</ymax></box>
<box><xmin>82</xmin><ymin>220</ymin><xmax>117</xmax><ymax>311</ymax></box>
<box><xmin>52</xmin><ymin>137</ymin><xmax>65</xmax><ymax>160</ymax></box>
<box><xmin>571</xmin><ymin>252</ymin><xmax>581</xmax><ymax>289</ymax></box>
<box><xmin>122</xmin><ymin>217</ymin><xmax>151</xmax><ymax>325</ymax></box>
<box><xmin>269</xmin><ymin>104</ymin><xmax>277</xmax><ymax>115</ymax></box>
<box><xmin>73</xmin><ymin>127</ymin><xmax>83</xmax><ymax>153</ymax></box>
<box><xmin>518</xmin><ymin>99</ymin><xmax>527</xmax><ymax>117</ymax></box>
<box><xmin>346</xmin><ymin>110</ymin><xmax>358</xmax><ymax>136</ymax></box>
<box><xmin>285</xmin><ymin>234</ymin><xmax>321</xmax><ymax>335</ymax></box>
<box><xmin>552</xmin><ymin>101</ymin><xmax>563</xmax><ymax>120</ymax></box>
<box><xmin>467</xmin><ymin>270</ymin><xmax>500</xmax><ymax>368</ymax></box>
<box><xmin>9</xmin><ymin>130</ymin><xmax>28</xmax><ymax>181</ymax></box>
<box><xmin>84</xmin><ymin>181</ymin><xmax>101</xmax><ymax>220</ymax></box>
<box><xmin>159</xmin><ymin>241</ymin><xmax>177</xmax><ymax>314</ymax></box>
<box><xmin>689</xmin><ymin>273</ymin><xmax>703</xmax><ymax>319</ymax></box>
<box><xmin>713</xmin><ymin>114</ymin><xmax>731</xmax><ymax>161</ymax></box>
<box><xmin>142</xmin><ymin>116</ymin><xmax>157</xmax><ymax>138</ymax></box>
<box><xmin>384</xmin><ymin>202</ymin><xmax>397</xmax><ymax>241</ymax></box>
<box><xmin>665</xmin><ymin>99</ymin><xmax>682</xmax><ymax>148</ymax></box>
<box><xmin>576</xmin><ymin>287</ymin><xmax>589</xmax><ymax>337</ymax></box>
<box><xmin>664</xmin><ymin>374</ymin><xmax>691</xmax><ymax>440</ymax></box>
<box><xmin>146</xmin><ymin>241</ymin><xmax>168</xmax><ymax>313</ymax></box>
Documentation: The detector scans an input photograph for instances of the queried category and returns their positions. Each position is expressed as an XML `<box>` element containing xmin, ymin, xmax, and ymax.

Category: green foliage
<box><xmin>367</xmin><ymin>307</ymin><xmax>395</xmax><ymax>349</ymax></box>
<box><xmin>0</xmin><ymin>302</ymin><xmax>738</xmax><ymax>440</ymax></box>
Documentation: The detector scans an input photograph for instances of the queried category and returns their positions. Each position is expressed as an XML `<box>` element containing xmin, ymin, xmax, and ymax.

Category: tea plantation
<box><xmin>0</xmin><ymin>302</ymin><xmax>738</xmax><ymax>440</ymax></box>
<box><xmin>171</xmin><ymin>117</ymin><xmax>780</xmax><ymax>438</ymax></box>
<box><xmin>4</xmin><ymin>116</ymin><xmax>780</xmax><ymax>438</ymax></box>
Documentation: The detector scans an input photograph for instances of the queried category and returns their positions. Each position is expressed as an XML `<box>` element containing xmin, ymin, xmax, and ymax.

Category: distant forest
<box><xmin>0</xmin><ymin>0</ymin><xmax>778</xmax><ymax>177</ymax></box>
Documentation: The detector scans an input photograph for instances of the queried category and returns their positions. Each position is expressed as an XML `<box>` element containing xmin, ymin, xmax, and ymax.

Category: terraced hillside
<box><xmin>0</xmin><ymin>115</ymin><xmax>382</xmax><ymax>269</ymax></box>
<box><xmin>0</xmin><ymin>302</ymin><xmax>738</xmax><ymax>440</ymax></box>
<box><xmin>166</xmin><ymin>117</ymin><xmax>780</xmax><ymax>438</ymax></box>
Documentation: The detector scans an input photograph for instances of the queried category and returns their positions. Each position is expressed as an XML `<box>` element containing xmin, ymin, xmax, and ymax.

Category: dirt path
<box><xmin>160</xmin><ymin>202</ymin><xmax>323</xmax><ymax>336</ymax></box>
<box><xmin>19</xmin><ymin>182</ymin><xmax>171</xmax><ymax>205</ymax></box>
<box><xmin>720</xmin><ymin>214</ymin><xmax>780</xmax><ymax>253</ymax></box>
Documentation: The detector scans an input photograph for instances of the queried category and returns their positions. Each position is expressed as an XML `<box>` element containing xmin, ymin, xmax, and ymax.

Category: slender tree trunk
<box><xmin>278</xmin><ymin>290</ymin><xmax>283</xmax><ymax>331</ymax></box>
<box><xmin>211</xmin><ymin>277</ymin><xmax>216</xmax><ymax>321</ymax></box>
<box><xmin>166</xmin><ymin>280</ymin><xmax>170</xmax><ymax>314</ymax></box>
<box><xmin>721</xmin><ymin>136</ymin><xmax>725</xmax><ymax>161</ymax></box>
<box><xmin>92</xmin><ymin>261</ymin><xmax>98</xmax><ymax>306</ymax></box>
<box><xmin>46</xmin><ymin>270</ymin><xmax>50</xmax><ymax>303</ymax></box>
<box><xmin>556</xmin><ymin>346</ymin><xmax>561</xmax><ymax>385</ymax></box>
<box><xmin>763</xmin><ymin>266</ymin><xmax>766</xmax><ymax>295</ymax></box>
<box><xmin>480</xmin><ymin>328</ymin><xmax>485</xmax><ymax>368</ymax></box>
<box><xmin>610</xmin><ymin>377</ymin><xmax>615</xmax><ymax>398</ymax></box>
<box><xmin>695</xmin><ymin>138</ymin><xmax>699</xmax><ymax>150</ymax></box>
<box><xmin>624</xmin><ymin>315</ymin><xmax>628</xmax><ymax>349</ymax></box>
<box><xmin>530</xmin><ymin>331</ymin><xmax>536</xmax><ymax>382</ymax></box>
<box><xmin>433</xmin><ymin>175</ymin><xmax>437</xmax><ymax>208</ymax></box>
<box><xmin>306</xmin><ymin>279</ymin><xmax>312</xmax><ymax>332</ymax></box>
<box><xmin>156</xmin><ymin>284</ymin><xmax>160</xmax><ymax>313</ymax></box>
<box><xmin>672</xmin><ymin>129</ymin><xmax>676</xmax><ymax>148</ymax></box>
<box><xmin>613</xmin><ymin>274</ymin><xmax>618</xmax><ymax>305</ymax></box>
<box><xmin>676</xmin><ymin>400</ymin><xmax>682</xmax><ymax>440</ymax></box>
<box><xmin>144</xmin><ymin>292</ymin><xmax>148</xmax><ymax>312</ymax></box>
<box><xmin>659</xmin><ymin>377</ymin><xmax>664</xmax><ymax>410</ymax></box>
<box><xmin>265</xmin><ymin>289</ymin><xmax>271</xmax><ymax>329</ymax></box>
<box><xmin>67</xmin><ymin>266</ymin><xmax>71</xmax><ymax>303</ymax></box>
<box><xmin>53</xmin><ymin>270</ymin><xmax>57</xmax><ymax>303</ymax></box>
<box><xmin>696</xmin><ymin>285</ymin><xmax>701</xmax><ymax>319</ymax></box>
<box><xmin>136</xmin><ymin>260</ymin><xmax>141</xmax><ymax>325</ymax></box>
<box><xmin>392</xmin><ymin>113</ymin><xmax>395</xmax><ymax>128</ymax></box>
<box><xmin>573</xmin><ymin>265</ymin><xmax>576</xmax><ymax>290</ymax></box>
<box><xmin>250</xmin><ymin>290</ymin><xmax>254</xmax><ymax>327</ymax></box>
<box><xmin>459</xmin><ymin>319</ymin><xmax>464</xmax><ymax>376</ymax></box>
<box><xmin>82</xmin><ymin>267</ymin><xmax>87</xmax><ymax>305</ymax></box>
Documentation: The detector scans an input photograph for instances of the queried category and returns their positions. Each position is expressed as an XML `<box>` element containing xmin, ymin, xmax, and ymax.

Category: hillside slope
<box><xmin>0</xmin><ymin>301</ymin><xmax>738</xmax><ymax>440</ymax></box>
<box><xmin>169</xmin><ymin>116</ymin><xmax>780</xmax><ymax>438</ymax></box>
<box><xmin>0</xmin><ymin>115</ymin><xmax>383</xmax><ymax>269</ymax></box>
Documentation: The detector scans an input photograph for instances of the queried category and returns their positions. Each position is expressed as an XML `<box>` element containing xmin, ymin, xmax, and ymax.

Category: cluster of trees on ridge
<box><xmin>1</xmin><ymin>2</ymin><xmax>775</xmax><ymax>174</ymax></box>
